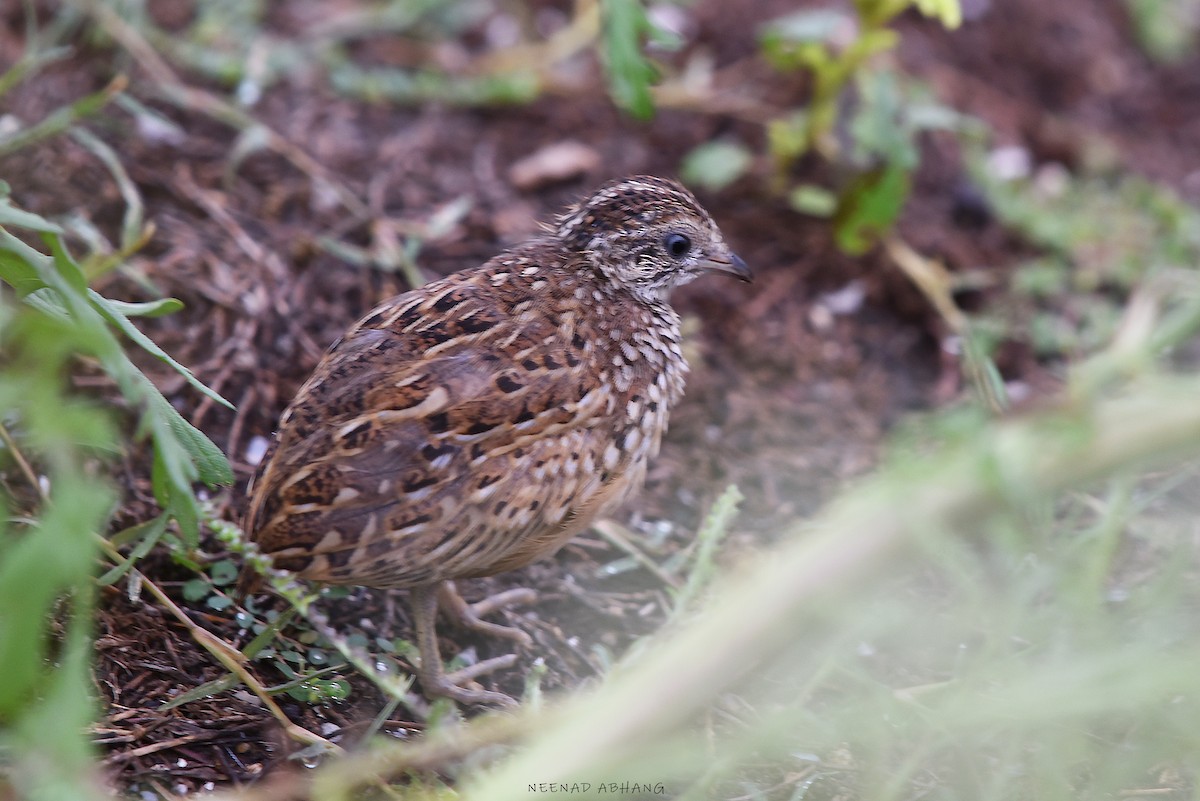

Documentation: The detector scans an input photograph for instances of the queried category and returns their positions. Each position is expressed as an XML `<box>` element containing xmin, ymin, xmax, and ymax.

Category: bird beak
<box><xmin>701</xmin><ymin>251</ymin><xmax>752</xmax><ymax>283</ymax></box>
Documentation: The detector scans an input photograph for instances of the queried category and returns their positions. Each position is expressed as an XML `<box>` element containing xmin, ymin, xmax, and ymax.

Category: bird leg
<box><xmin>409</xmin><ymin>584</ymin><xmax>521</xmax><ymax>707</ymax></box>
<box><xmin>436</xmin><ymin>580</ymin><xmax>536</xmax><ymax>648</ymax></box>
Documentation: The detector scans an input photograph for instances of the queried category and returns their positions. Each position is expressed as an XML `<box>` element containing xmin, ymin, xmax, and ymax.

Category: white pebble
<box><xmin>245</xmin><ymin>436</ymin><xmax>270</xmax><ymax>466</ymax></box>
<box><xmin>986</xmin><ymin>145</ymin><xmax>1032</xmax><ymax>182</ymax></box>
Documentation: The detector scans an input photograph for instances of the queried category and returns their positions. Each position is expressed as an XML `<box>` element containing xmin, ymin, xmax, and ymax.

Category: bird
<box><xmin>241</xmin><ymin>175</ymin><xmax>750</xmax><ymax>706</ymax></box>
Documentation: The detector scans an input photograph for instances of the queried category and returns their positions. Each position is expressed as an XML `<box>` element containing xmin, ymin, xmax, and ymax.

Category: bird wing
<box><xmin>245</xmin><ymin>263</ymin><xmax>626</xmax><ymax>587</ymax></box>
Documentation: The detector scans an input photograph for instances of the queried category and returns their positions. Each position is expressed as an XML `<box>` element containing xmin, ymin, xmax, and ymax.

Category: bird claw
<box><xmin>418</xmin><ymin>674</ymin><xmax>519</xmax><ymax>708</ymax></box>
<box><xmin>437</xmin><ymin>581</ymin><xmax>536</xmax><ymax>649</ymax></box>
<box><xmin>434</xmin><ymin>654</ymin><xmax>522</xmax><ymax>708</ymax></box>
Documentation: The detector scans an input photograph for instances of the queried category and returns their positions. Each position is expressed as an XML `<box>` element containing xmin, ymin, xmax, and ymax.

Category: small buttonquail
<box><xmin>242</xmin><ymin>176</ymin><xmax>750</xmax><ymax>705</ymax></box>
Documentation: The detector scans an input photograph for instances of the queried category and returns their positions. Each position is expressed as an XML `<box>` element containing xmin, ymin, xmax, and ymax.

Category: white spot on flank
<box><xmin>614</xmin><ymin>367</ymin><xmax>632</xmax><ymax>392</ymax></box>
<box><xmin>394</xmin><ymin>517</ymin><xmax>429</xmax><ymax>533</ymax></box>
<box><xmin>333</xmin><ymin>487</ymin><xmax>361</xmax><ymax>503</ymax></box>
<box><xmin>405</xmin><ymin>486</ymin><xmax>436</xmax><ymax>502</ymax></box>
<box><xmin>602</xmin><ymin>444</ymin><xmax>621</xmax><ymax>470</ymax></box>
<box><xmin>470</xmin><ymin>483</ymin><xmax>500</xmax><ymax>503</ymax></box>
<box><xmin>314</xmin><ymin>532</ymin><xmax>343</xmax><ymax>551</ymax></box>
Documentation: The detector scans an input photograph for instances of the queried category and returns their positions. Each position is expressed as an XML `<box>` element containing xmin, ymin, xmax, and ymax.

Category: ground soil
<box><xmin>2</xmin><ymin>0</ymin><xmax>1198</xmax><ymax>795</ymax></box>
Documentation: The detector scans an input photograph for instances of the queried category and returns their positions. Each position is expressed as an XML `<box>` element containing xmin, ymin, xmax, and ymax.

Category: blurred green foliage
<box><xmin>599</xmin><ymin>0</ymin><xmax>680</xmax><ymax>118</ymax></box>
<box><xmin>973</xmin><ymin>157</ymin><xmax>1200</xmax><ymax>360</ymax></box>
<box><xmin>0</xmin><ymin>273</ymin><xmax>114</xmax><ymax>801</ymax></box>
<box><xmin>680</xmin><ymin>141</ymin><xmax>754</xmax><ymax>192</ymax></box>
<box><xmin>1124</xmin><ymin>0</ymin><xmax>1200</xmax><ymax>62</ymax></box>
<box><xmin>758</xmin><ymin>1</ymin><xmax>968</xmax><ymax>254</ymax></box>
<box><xmin>0</xmin><ymin>193</ymin><xmax>232</xmax><ymax>543</ymax></box>
<box><xmin>0</xmin><ymin>183</ymin><xmax>232</xmax><ymax>798</ymax></box>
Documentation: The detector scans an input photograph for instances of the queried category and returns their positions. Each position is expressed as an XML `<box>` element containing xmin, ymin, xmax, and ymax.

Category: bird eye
<box><xmin>664</xmin><ymin>233</ymin><xmax>691</xmax><ymax>259</ymax></box>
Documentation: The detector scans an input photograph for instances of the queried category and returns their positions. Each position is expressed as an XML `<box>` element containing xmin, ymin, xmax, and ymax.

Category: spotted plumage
<box><xmin>243</xmin><ymin>176</ymin><xmax>749</xmax><ymax>705</ymax></box>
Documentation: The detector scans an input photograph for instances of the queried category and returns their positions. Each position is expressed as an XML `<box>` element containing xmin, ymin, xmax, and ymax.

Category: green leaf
<box><xmin>146</xmin><ymin>386</ymin><xmax>234</xmax><ymax>488</ymax></box>
<box><xmin>96</xmin><ymin>514</ymin><xmax>168</xmax><ymax>586</ymax></box>
<box><xmin>906</xmin><ymin>100</ymin><xmax>982</xmax><ymax>135</ymax></box>
<box><xmin>159</xmin><ymin>674</ymin><xmax>238</xmax><ymax>710</ymax></box>
<box><xmin>108</xmin><ymin>514</ymin><xmax>167</xmax><ymax>548</ymax></box>
<box><xmin>834</xmin><ymin>162</ymin><xmax>911</xmax><ymax>255</ymax></box>
<box><xmin>759</xmin><ymin>9</ymin><xmax>852</xmax><ymax>72</ymax></box>
<box><xmin>103</xmin><ymin>297</ymin><xmax>185</xmax><ymax>318</ymax></box>
<box><xmin>43</xmin><ymin>229</ymin><xmax>89</xmax><ymax>294</ymax></box>
<box><xmin>16</xmin><ymin>595</ymin><xmax>102</xmax><ymax>792</ymax></box>
<box><xmin>672</xmin><ymin>484</ymin><xmax>743</xmax><ymax>617</ymax></box>
<box><xmin>766</xmin><ymin>111</ymin><xmax>813</xmax><ymax>163</ymax></box>
<box><xmin>209</xmin><ymin>559</ymin><xmax>239</xmax><ymax>587</ymax></box>
<box><xmin>849</xmin><ymin>70</ymin><xmax>919</xmax><ymax>169</ymax></box>
<box><xmin>0</xmin><ymin>231</ymin><xmax>51</xmax><ymax>296</ymax></box>
<box><xmin>0</xmin><ymin>474</ymin><xmax>112</xmax><ymax>716</ymax></box>
<box><xmin>0</xmin><ymin>74</ymin><xmax>125</xmax><ymax>158</ymax></box>
<box><xmin>90</xmin><ymin>290</ymin><xmax>234</xmax><ymax>411</ymax></box>
<box><xmin>182</xmin><ymin>578</ymin><xmax>210</xmax><ymax>602</ymax></box>
<box><xmin>912</xmin><ymin>0</ymin><xmax>963</xmax><ymax>28</ymax></box>
<box><xmin>601</xmin><ymin>0</ymin><xmax>658</xmax><ymax>119</ymax></box>
<box><xmin>206</xmin><ymin>594</ymin><xmax>233</xmax><ymax>611</ymax></box>
<box><xmin>681</xmin><ymin>141</ymin><xmax>753</xmax><ymax>192</ymax></box>
<box><xmin>761</xmin><ymin>8</ymin><xmax>853</xmax><ymax>46</ymax></box>
<box><xmin>150</xmin><ymin>445</ymin><xmax>171</xmax><ymax>509</ymax></box>
<box><xmin>20</xmin><ymin>287</ymin><xmax>69</xmax><ymax>320</ymax></box>
<box><xmin>0</xmin><ymin>198</ymin><xmax>65</xmax><ymax>234</ymax></box>
<box><xmin>144</xmin><ymin>381</ymin><xmax>232</xmax><ymax>547</ymax></box>
<box><xmin>789</xmin><ymin>184</ymin><xmax>839</xmax><ymax>217</ymax></box>
<box><xmin>154</xmin><ymin>447</ymin><xmax>201</xmax><ymax>547</ymax></box>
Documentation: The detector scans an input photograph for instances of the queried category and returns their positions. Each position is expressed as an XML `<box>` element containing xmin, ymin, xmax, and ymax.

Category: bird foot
<box><xmin>437</xmin><ymin>581</ymin><xmax>537</xmax><ymax>649</ymax></box>
<box><xmin>417</xmin><ymin>664</ymin><xmax>520</xmax><ymax>708</ymax></box>
<box><xmin>416</xmin><ymin>652</ymin><xmax>521</xmax><ymax>707</ymax></box>
<box><xmin>410</xmin><ymin>583</ymin><xmax>534</xmax><ymax>708</ymax></box>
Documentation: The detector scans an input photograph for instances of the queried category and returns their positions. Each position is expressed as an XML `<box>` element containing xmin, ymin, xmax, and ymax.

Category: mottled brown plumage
<box><xmin>244</xmin><ymin>176</ymin><xmax>748</xmax><ymax>705</ymax></box>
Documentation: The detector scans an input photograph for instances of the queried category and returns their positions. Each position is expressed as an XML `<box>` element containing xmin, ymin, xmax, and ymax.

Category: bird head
<box><xmin>556</xmin><ymin>176</ymin><xmax>750</xmax><ymax>302</ymax></box>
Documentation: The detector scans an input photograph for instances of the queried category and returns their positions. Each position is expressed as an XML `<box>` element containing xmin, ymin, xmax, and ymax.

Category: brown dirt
<box><xmin>2</xmin><ymin>0</ymin><xmax>1198</xmax><ymax>794</ymax></box>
